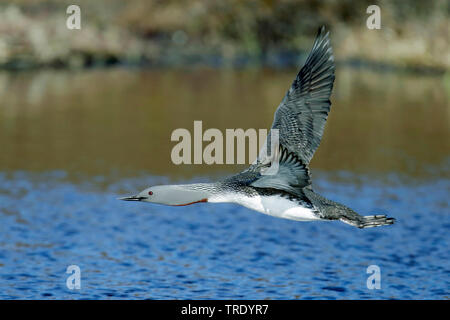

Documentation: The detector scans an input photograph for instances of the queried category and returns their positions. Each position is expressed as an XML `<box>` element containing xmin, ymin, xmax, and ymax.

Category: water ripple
<box><xmin>0</xmin><ymin>172</ymin><xmax>448</xmax><ymax>299</ymax></box>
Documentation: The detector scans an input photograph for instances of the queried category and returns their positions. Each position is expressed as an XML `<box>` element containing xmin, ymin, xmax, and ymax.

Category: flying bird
<box><xmin>120</xmin><ymin>26</ymin><xmax>395</xmax><ymax>229</ymax></box>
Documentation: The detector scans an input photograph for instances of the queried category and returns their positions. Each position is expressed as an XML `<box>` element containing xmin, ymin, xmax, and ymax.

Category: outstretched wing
<box><xmin>267</xmin><ymin>25</ymin><xmax>335</xmax><ymax>166</ymax></box>
<box><xmin>231</xmin><ymin>26</ymin><xmax>335</xmax><ymax>194</ymax></box>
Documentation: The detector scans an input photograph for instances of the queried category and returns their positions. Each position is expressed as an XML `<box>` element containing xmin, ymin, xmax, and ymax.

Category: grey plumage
<box><xmin>303</xmin><ymin>188</ymin><xmax>395</xmax><ymax>228</ymax></box>
<box><xmin>269</xmin><ymin>25</ymin><xmax>335</xmax><ymax>166</ymax></box>
<box><xmin>124</xmin><ymin>26</ymin><xmax>395</xmax><ymax>229</ymax></box>
<box><xmin>225</xmin><ymin>26</ymin><xmax>395</xmax><ymax>229</ymax></box>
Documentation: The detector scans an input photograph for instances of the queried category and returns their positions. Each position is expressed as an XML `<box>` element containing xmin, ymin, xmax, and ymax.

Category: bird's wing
<box><xmin>267</xmin><ymin>26</ymin><xmax>335</xmax><ymax>166</ymax></box>
<box><xmin>233</xmin><ymin>26</ymin><xmax>335</xmax><ymax>194</ymax></box>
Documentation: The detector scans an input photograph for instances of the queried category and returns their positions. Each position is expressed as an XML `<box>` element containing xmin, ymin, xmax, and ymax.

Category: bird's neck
<box><xmin>165</xmin><ymin>183</ymin><xmax>221</xmax><ymax>206</ymax></box>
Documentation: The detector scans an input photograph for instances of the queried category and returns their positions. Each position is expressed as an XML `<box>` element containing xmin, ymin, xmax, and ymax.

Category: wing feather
<box><xmin>230</xmin><ymin>26</ymin><xmax>335</xmax><ymax>194</ymax></box>
<box><xmin>264</xmin><ymin>26</ymin><xmax>335</xmax><ymax>165</ymax></box>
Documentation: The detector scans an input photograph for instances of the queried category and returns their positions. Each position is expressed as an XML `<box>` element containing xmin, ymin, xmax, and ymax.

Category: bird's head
<box><xmin>119</xmin><ymin>185</ymin><xmax>174</xmax><ymax>205</ymax></box>
<box><xmin>119</xmin><ymin>184</ymin><xmax>208</xmax><ymax>206</ymax></box>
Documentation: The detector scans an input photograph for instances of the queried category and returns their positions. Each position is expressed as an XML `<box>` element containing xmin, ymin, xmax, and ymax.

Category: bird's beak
<box><xmin>118</xmin><ymin>195</ymin><xmax>146</xmax><ymax>201</ymax></box>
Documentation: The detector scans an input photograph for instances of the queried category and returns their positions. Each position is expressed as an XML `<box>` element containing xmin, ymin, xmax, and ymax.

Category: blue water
<box><xmin>0</xmin><ymin>171</ymin><xmax>448</xmax><ymax>299</ymax></box>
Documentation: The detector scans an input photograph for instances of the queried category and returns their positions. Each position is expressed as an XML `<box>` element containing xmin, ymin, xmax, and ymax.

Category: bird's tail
<box><xmin>303</xmin><ymin>188</ymin><xmax>395</xmax><ymax>229</ymax></box>
<box><xmin>340</xmin><ymin>214</ymin><xmax>396</xmax><ymax>229</ymax></box>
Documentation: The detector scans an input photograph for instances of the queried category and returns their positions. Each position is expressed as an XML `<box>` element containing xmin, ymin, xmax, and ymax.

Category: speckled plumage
<box><xmin>123</xmin><ymin>26</ymin><xmax>395</xmax><ymax>228</ymax></box>
<box><xmin>215</xmin><ymin>26</ymin><xmax>395</xmax><ymax>228</ymax></box>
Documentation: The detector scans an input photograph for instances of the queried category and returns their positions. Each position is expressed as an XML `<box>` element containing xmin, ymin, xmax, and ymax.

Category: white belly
<box><xmin>209</xmin><ymin>193</ymin><xmax>322</xmax><ymax>221</ymax></box>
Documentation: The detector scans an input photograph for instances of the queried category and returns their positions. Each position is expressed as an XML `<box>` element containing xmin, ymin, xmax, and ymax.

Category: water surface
<box><xmin>0</xmin><ymin>68</ymin><xmax>448</xmax><ymax>299</ymax></box>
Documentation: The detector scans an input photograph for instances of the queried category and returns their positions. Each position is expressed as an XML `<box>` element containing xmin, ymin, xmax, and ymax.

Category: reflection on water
<box><xmin>0</xmin><ymin>68</ymin><xmax>449</xmax><ymax>299</ymax></box>
<box><xmin>0</xmin><ymin>68</ymin><xmax>448</xmax><ymax>184</ymax></box>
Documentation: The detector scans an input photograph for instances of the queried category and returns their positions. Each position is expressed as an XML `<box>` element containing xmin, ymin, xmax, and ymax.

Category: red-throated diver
<box><xmin>120</xmin><ymin>26</ymin><xmax>395</xmax><ymax>229</ymax></box>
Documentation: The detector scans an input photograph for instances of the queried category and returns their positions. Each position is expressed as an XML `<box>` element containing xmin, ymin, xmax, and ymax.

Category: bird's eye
<box><xmin>148</xmin><ymin>191</ymin><xmax>153</xmax><ymax>195</ymax></box>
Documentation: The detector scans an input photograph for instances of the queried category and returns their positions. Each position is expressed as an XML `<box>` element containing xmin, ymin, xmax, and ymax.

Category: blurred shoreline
<box><xmin>0</xmin><ymin>1</ymin><xmax>448</xmax><ymax>74</ymax></box>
